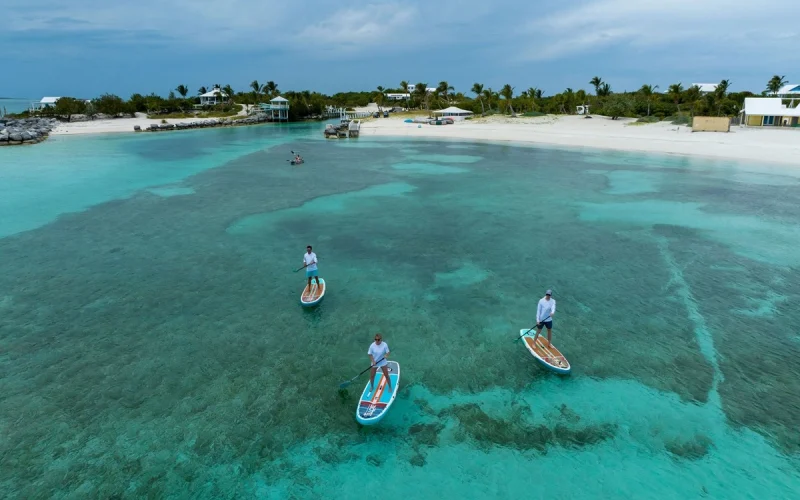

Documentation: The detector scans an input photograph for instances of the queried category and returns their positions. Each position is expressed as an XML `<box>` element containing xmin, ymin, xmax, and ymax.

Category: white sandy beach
<box><xmin>50</xmin><ymin>107</ymin><xmax>252</xmax><ymax>136</ymax></box>
<box><xmin>360</xmin><ymin>114</ymin><xmax>800</xmax><ymax>166</ymax></box>
<box><xmin>49</xmin><ymin>111</ymin><xmax>800</xmax><ymax>166</ymax></box>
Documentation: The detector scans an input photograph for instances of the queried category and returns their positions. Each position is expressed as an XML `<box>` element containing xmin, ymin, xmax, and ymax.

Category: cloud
<box><xmin>516</xmin><ymin>0</ymin><xmax>800</xmax><ymax>62</ymax></box>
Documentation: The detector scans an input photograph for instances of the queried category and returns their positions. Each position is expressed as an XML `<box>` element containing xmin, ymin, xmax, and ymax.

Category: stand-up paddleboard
<box><xmin>356</xmin><ymin>361</ymin><xmax>400</xmax><ymax>425</ymax></box>
<box><xmin>519</xmin><ymin>328</ymin><xmax>571</xmax><ymax>375</ymax></box>
<box><xmin>300</xmin><ymin>278</ymin><xmax>326</xmax><ymax>307</ymax></box>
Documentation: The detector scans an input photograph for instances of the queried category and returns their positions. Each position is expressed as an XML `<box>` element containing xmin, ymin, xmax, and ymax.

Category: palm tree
<box><xmin>376</xmin><ymin>85</ymin><xmax>385</xmax><ymax>111</ymax></box>
<box><xmin>223</xmin><ymin>85</ymin><xmax>235</xmax><ymax>105</ymax></box>
<box><xmin>598</xmin><ymin>82</ymin><xmax>611</xmax><ymax>97</ymax></box>
<box><xmin>472</xmin><ymin>83</ymin><xmax>485</xmax><ymax>116</ymax></box>
<box><xmin>250</xmin><ymin>80</ymin><xmax>264</xmax><ymax>105</ymax></box>
<box><xmin>175</xmin><ymin>85</ymin><xmax>189</xmax><ymax>98</ymax></box>
<box><xmin>685</xmin><ymin>85</ymin><xmax>701</xmax><ymax>117</ymax></box>
<box><xmin>198</xmin><ymin>86</ymin><xmax>208</xmax><ymax>95</ymax></box>
<box><xmin>639</xmin><ymin>84</ymin><xmax>659</xmax><ymax>116</ymax></box>
<box><xmin>590</xmin><ymin>76</ymin><xmax>603</xmax><ymax>95</ymax></box>
<box><xmin>668</xmin><ymin>83</ymin><xmax>684</xmax><ymax>113</ymax></box>
<box><xmin>437</xmin><ymin>81</ymin><xmax>454</xmax><ymax>105</ymax></box>
<box><xmin>500</xmin><ymin>84</ymin><xmax>516</xmax><ymax>116</ymax></box>
<box><xmin>767</xmin><ymin>75</ymin><xmax>787</xmax><ymax>95</ymax></box>
<box><xmin>265</xmin><ymin>81</ymin><xmax>279</xmax><ymax>98</ymax></box>
<box><xmin>400</xmin><ymin>80</ymin><xmax>410</xmax><ymax>109</ymax></box>
<box><xmin>562</xmin><ymin>88</ymin><xmax>575</xmax><ymax>114</ymax></box>
<box><xmin>414</xmin><ymin>82</ymin><xmax>428</xmax><ymax>111</ymax></box>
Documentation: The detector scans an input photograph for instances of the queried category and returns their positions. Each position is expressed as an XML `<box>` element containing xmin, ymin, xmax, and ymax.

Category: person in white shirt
<box><xmin>367</xmin><ymin>333</ymin><xmax>392</xmax><ymax>394</ymax></box>
<box><xmin>532</xmin><ymin>289</ymin><xmax>556</xmax><ymax>346</ymax></box>
<box><xmin>303</xmin><ymin>245</ymin><xmax>320</xmax><ymax>288</ymax></box>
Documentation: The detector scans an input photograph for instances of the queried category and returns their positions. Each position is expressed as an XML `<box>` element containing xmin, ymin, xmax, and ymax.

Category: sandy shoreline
<box><xmin>50</xmin><ymin>107</ymin><xmax>252</xmax><ymax>136</ymax></box>
<box><xmin>359</xmin><ymin>115</ymin><xmax>800</xmax><ymax>167</ymax></box>
<box><xmin>47</xmin><ymin>112</ymin><xmax>800</xmax><ymax>166</ymax></box>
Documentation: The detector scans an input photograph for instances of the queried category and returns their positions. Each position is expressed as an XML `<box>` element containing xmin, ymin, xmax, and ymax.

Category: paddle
<box><xmin>339</xmin><ymin>357</ymin><xmax>385</xmax><ymax>389</ymax></box>
<box><xmin>293</xmin><ymin>263</ymin><xmax>309</xmax><ymax>272</ymax></box>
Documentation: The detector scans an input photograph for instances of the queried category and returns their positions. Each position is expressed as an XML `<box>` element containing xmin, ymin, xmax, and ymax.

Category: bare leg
<box><xmin>315</xmin><ymin>276</ymin><xmax>320</xmax><ymax>286</ymax></box>
<box><xmin>369</xmin><ymin>366</ymin><xmax>377</xmax><ymax>393</ymax></box>
<box><xmin>382</xmin><ymin>365</ymin><xmax>393</xmax><ymax>391</ymax></box>
<box><xmin>546</xmin><ymin>328</ymin><xmax>552</xmax><ymax>347</ymax></box>
<box><xmin>307</xmin><ymin>276</ymin><xmax>312</xmax><ymax>288</ymax></box>
<box><xmin>532</xmin><ymin>325</ymin><xmax>542</xmax><ymax>343</ymax></box>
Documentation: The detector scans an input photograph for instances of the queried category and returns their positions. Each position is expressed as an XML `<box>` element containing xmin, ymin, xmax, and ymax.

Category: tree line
<box><xmin>14</xmin><ymin>74</ymin><xmax>794</xmax><ymax>122</ymax></box>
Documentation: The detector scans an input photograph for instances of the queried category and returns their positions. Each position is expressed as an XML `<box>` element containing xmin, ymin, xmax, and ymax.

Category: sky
<box><xmin>2</xmin><ymin>0</ymin><xmax>800</xmax><ymax>99</ymax></box>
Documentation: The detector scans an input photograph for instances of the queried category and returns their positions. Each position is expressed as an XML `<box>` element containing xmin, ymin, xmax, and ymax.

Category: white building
<box><xmin>386</xmin><ymin>93</ymin><xmax>411</xmax><ymax>101</ymax></box>
<box><xmin>199</xmin><ymin>87</ymin><xmax>227</xmax><ymax>106</ymax></box>
<box><xmin>741</xmin><ymin>97</ymin><xmax>800</xmax><ymax>127</ymax></box>
<box><xmin>268</xmin><ymin>96</ymin><xmax>289</xmax><ymax>121</ymax></box>
<box><xmin>432</xmin><ymin>106</ymin><xmax>473</xmax><ymax>121</ymax></box>
<box><xmin>31</xmin><ymin>96</ymin><xmax>60</xmax><ymax>111</ymax></box>
<box><xmin>692</xmin><ymin>83</ymin><xmax>718</xmax><ymax>94</ymax></box>
<box><xmin>771</xmin><ymin>84</ymin><xmax>800</xmax><ymax>97</ymax></box>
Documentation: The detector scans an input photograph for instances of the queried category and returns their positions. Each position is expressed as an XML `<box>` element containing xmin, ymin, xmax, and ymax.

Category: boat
<box><xmin>356</xmin><ymin>361</ymin><xmax>400</xmax><ymax>425</ymax></box>
<box><xmin>290</xmin><ymin>159</ymin><xmax>304</xmax><ymax>165</ymax></box>
<box><xmin>519</xmin><ymin>328</ymin><xmax>571</xmax><ymax>374</ymax></box>
<box><xmin>300</xmin><ymin>278</ymin><xmax>326</xmax><ymax>307</ymax></box>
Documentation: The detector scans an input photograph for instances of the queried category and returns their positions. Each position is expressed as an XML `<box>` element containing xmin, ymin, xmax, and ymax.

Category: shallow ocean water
<box><xmin>1</xmin><ymin>124</ymin><xmax>799</xmax><ymax>498</ymax></box>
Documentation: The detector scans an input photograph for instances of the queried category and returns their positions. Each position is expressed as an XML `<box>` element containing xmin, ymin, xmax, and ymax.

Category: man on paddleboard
<box><xmin>533</xmin><ymin>289</ymin><xmax>556</xmax><ymax>346</ymax></box>
<box><xmin>303</xmin><ymin>245</ymin><xmax>320</xmax><ymax>288</ymax></box>
<box><xmin>368</xmin><ymin>333</ymin><xmax>392</xmax><ymax>394</ymax></box>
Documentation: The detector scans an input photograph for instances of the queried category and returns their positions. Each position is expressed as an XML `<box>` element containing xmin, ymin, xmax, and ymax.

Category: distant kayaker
<box><xmin>294</xmin><ymin>154</ymin><xmax>303</xmax><ymax>164</ymax></box>
<box><xmin>368</xmin><ymin>333</ymin><xmax>392</xmax><ymax>394</ymax></box>
<box><xmin>303</xmin><ymin>245</ymin><xmax>320</xmax><ymax>288</ymax></box>
<box><xmin>532</xmin><ymin>289</ymin><xmax>556</xmax><ymax>346</ymax></box>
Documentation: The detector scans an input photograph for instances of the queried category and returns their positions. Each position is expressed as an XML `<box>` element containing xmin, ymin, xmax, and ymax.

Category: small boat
<box><xmin>519</xmin><ymin>328</ymin><xmax>571</xmax><ymax>374</ymax></box>
<box><xmin>290</xmin><ymin>159</ymin><xmax>304</xmax><ymax>165</ymax></box>
<box><xmin>300</xmin><ymin>278</ymin><xmax>326</xmax><ymax>307</ymax></box>
<box><xmin>356</xmin><ymin>361</ymin><xmax>400</xmax><ymax>425</ymax></box>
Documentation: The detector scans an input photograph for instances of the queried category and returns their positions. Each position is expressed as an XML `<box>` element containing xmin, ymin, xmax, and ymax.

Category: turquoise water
<box><xmin>1</xmin><ymin>128</ymin><xmax>799</xmax><ymax>498</ymax></box>
<box><xmin>0</xmin><ymin>98</ymin><xmax>34</xmax><ymax>115</ymax></box>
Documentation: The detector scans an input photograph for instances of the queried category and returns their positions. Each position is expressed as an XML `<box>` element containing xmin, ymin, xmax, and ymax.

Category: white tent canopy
<box><xmin>433</xmin><ymin>106</ymin><xmax>474</xmax><ymax>116</ymax></box>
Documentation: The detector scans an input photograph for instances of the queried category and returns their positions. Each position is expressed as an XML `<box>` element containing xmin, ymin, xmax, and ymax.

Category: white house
<box><xmin>692</xmin><ymin>83</ymin><xmax>718</xmax><ymax>94</ymax></box>
<box><xmin>269</xmin><ymin>95</ymin><xmax>289</xmax><ymax>121</ymax></box>
<box><xmin>741</xmin><ymin>97</ymin><xmax>800</xmax><ymax>127</ymax></box>
<box><xmin>771</xmin><ymin>84</ymin><xmax>800</xmax><ymax>97</ymax></box>
<box><xmin>432</xmin><ymin>106</ymin><xmax>473</xmax><ymax>121</ymax></box>
<box><xmin>386</xmin><ymin>93</ymin><xmax>411</xmax><ymax>100</ymax></box>
<box><xmin>32</xmin><ymin>96</ymin><xmax>60</xmax><ymax>111</ymax></box>
<box><xmin>199</xmin><ymin>87</ymin><xmax>227</xmax><ymax>106</ymax></box>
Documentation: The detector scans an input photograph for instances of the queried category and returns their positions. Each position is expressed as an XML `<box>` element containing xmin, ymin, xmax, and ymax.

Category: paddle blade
<box><xmin>339</xmin><ymin>380</ymin><xmax>352</xmax><ymax>389</ymax></box>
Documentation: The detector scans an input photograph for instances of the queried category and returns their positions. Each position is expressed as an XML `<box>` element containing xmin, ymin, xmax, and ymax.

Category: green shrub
<box><xmin>636</xmin><ymin>116</ymin><xmax>660</xmax><ymax>123</ymax></box>
<box><xmin>522</xmin><ymin>111</ymin><xmax>546</xmax><ymax>117</ymax></box>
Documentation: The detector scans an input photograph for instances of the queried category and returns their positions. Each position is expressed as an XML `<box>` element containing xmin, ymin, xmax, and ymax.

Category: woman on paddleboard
<box><xmin>303</xmin><ymin>245</ymin><xmax>320</xmax><ymax>288</ymax></box>
<box><xmin>532</xmin><ymin>289</ymin><xmax>556</xmax><ymax>346</ymax></box>
<box><xmin>368</xmin><ymin>333</ymin><xmax>393</xmax><ymax>394</ymax></box>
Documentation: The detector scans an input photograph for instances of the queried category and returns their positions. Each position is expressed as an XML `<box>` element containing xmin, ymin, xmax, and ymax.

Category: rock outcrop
<box><xmin>0</xmin><ymin>117</ymin><xmax>58</xmax><ymax>146</ymax></box>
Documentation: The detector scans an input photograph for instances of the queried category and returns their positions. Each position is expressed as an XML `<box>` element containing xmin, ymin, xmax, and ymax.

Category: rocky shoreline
<box><xmin>0</xmin><ymin>117</ymin><xmax>59</xmax><ymax>146</ymax></box>
<box><xmin>0</xmin><ymin>112</ymin><xmax>280</xmax><ymax>146</ymax></box>
<box><xmin>135</xmin><ymin>112</ymin><xmax>274</xmax><ymax>132</ymax></box>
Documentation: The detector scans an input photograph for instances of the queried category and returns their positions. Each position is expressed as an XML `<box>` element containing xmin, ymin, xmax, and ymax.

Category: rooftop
<box><xmin>743</xmin><ymin>97</ymin><xmax>800</xmax><ymax>117</ymax></box>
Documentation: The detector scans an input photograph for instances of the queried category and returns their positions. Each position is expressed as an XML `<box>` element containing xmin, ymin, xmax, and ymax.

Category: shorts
<box><xmin>373</xmin><ymin>359</ymin><xmax>388</xmax><ymax>369</ymax></box>
<box><xmin>306</xmin><ymin>269</ymin><xmax>318</xmax><ymax>278</ymax></box>
<box><xmin>536</xmin><ymin>320</ymin><xmax>553</xmax><ymax>330</ymax></box>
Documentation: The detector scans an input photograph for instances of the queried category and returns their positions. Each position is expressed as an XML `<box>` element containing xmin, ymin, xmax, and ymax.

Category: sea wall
<box><xmin>0</xmin><ymin>117</ymin><xmax>58</xmax><ymax>146</ymax></box>
<box><xmin>692</xmin><ymin>116</ymin><xmax>730</xmax><ymax>133</ymax></box>
<box><xmin>135</xmin><ymin>113</ymin><xmax>274</xmax><ymax>132</ymax></box>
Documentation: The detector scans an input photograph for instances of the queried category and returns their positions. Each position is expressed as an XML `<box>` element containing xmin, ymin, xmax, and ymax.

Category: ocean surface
<box><xmin>0</xmin><ymin>98</ymin><xmax>33</xmax><ymax>116</ymax></box>
<box><xmin>1</xmin><ymin>123</ymin><xmax>799</xmax><ymax>498</ymax></box>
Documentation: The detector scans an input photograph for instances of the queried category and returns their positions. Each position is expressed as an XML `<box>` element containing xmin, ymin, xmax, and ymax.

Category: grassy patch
<box><xmin>636</xmin><ymin>115</ymin><xmax>661</xmax><ymax>123</ymax></box>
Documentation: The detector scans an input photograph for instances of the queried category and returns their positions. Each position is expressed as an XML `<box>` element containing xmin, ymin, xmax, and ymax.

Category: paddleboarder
<box><xmin>303</xmin><ymin>245</ymin><xmax>320</xmax><ymax>288</ymax></box>
<box><xmin>532</xmin><ymin>289</ymin><xmax>556</xmax><ymax>346</ymax></box>
<box><xmin>368</xmin><ymin>333</ymin><xmax>393</xmax><ymax>394</ymax></box>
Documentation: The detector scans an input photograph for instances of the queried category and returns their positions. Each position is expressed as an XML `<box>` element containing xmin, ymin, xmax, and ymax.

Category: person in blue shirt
<box><xmin>532</xmin><ymin>289</ymin><xmax>556</xmax><ymax>346</ymax></box>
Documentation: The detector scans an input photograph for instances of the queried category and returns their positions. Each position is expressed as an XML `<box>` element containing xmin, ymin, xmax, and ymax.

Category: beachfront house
<box><xmin>199</xmin><ymin>87</ymin><xmax>227</xmax><ymax>106</ymax></box>
<box><xmin>268</xmin><ymin>96</ymin><xmax>289</xmax><ymax>121</ymax></box>
<box><xmin>386</xmin><ymin>93</ymin><xmax>411</xmax><ymax>101</ymax></box>
<box><xmin>432</xmin><ymin>106</ymin><xmax>474</xmax><ymax>121</ymax></box>
<box><xmin>741</xmin><ymin>97</ymin><xmax>800</xmax><ymax>127</ymax></box>
<box><xmin>32</xmin><ymin>97</ymin><xmax>61</xmax><ymax>111</ymax></box>
<box><xmin>770</xmin><ymin>84</ymin><xmax>800</xmax><ymax>97</ymax></box>
<box><xmin>692</xmin><ymin>83</ymin><xmax>718</xmax><ymax>94</ymax></box>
